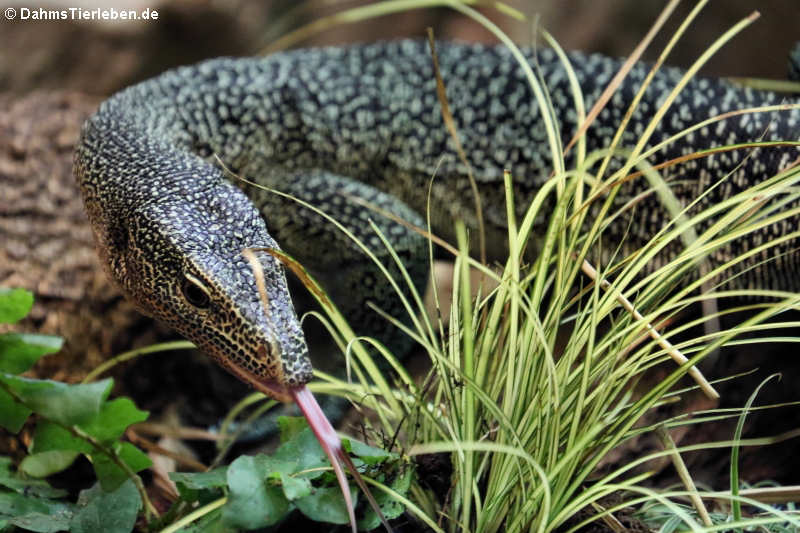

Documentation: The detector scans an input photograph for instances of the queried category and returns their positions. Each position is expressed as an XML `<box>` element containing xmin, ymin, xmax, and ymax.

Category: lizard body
<box><xmin>75</xmin><ymin>40</ymin><xmax>800</xmax><ymax>402</ymax></box>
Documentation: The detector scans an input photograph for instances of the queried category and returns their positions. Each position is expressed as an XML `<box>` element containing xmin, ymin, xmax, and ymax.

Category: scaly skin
<box><xmin>74</xmin><ymin>40</ymin><xmax>800</xmax><ymax>397</ymax></box>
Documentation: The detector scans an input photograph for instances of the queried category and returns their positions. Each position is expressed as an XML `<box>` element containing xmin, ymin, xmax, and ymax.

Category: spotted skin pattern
<box><xmin>75</xmin><ymin>41</ymin><xmax>800</xmax><ymax>394</ymax></box>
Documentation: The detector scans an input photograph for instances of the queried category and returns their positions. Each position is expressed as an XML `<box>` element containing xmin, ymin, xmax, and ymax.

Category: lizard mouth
<box><xmin>252</xmin><ymin>379</ymin><xmax>293</xmax><ymax>403</ymax></box>
<box><xmin>222</xmin><ymin>359</ymin><xmax>294</xmax><ymax>403</ymax></box>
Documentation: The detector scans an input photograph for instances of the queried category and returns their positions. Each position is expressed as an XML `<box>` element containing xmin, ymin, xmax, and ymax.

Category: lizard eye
<box><xmin>181</xmin><ymin>274</ymin><xmax>211</xmax><ymax>309</ymax></box>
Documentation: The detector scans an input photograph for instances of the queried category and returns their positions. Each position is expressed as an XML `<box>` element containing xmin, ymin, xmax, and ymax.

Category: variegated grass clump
<box><xmin>261</xmin><ymin>2</ymin><xmax>800</xmax><ymax>532</ymax></box>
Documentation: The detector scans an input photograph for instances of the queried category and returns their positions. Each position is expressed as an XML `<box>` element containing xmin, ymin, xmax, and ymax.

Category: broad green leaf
<box><xmin>31</xmin><ymin>398</ymin><xmax>147</xmax><ymax>457</ymax></box>
<box><xmin>0</xmin><ymin>375</ymin><xmax>112</xmax><ymax>426</ymax></box>
<box><xmin>343</xmin><ymin>437</ymin><xmax>394</xmax><ymax>465</ymax></box>
<box><xmin>70</xmin><ymin>479</ymin><xmax>141</xmax><ymax>533</ymax></box>
<box><xmin>357</xmin><ymin>465</ymin><xmax>413</xmax><ymax>531</ymax></box>
<box><xmin>30</xmin><ymin>421</ymin><xmax>91</xmax><ymax>454</ymax></box>
<box><xmin>0</xmin><ymin>334</ymin><xmax>62</xmax><ymax>374</ymax></box>
<box><xmin>278</xmin><ymin>471</ymin><xmax>311</xmax><ymax>500</ymax></box>
<box><xmin>222</xmin><ymin>455</ymin><xmax>289</xmax><ymax>529</ymax></box>
<box><xmin>0</xmin><ymin>388</ymin><xmax>31</xmax><ymax>433</ymax></box>
<box><xmin>170</xmin><ymin>467</ymin><xmax>228</xmax><ymax>491</ymax></box>
<box><xmin>0</xmin><ymin>289</ymin><xmax>33</xmax><ymax>324</ymax></box>
<box><xmin>0</xmin><ymin>492</ymin><xmax>74</xmax><ymax>533</ymax></box>
<box><xmin>170</xmin><ymin>467</ymin><xmax>228</xmax><ymax>502</ymax></box>
<box><xmin>6</xmin><ymin>512</ymin><xmax>72</xmax><ymax>533</ymax></box>
<box><xmin>295</xmin><ymin>485</ymin><xmax>355</xmax><ymax>525</ymax></box>
<box><xmin>273</xmin><ymin>427</ymin><xmax>328</xmax><ymax>479</ymax></box>
<box><xmin>80</xmin><ymin>398</ymin><xmax>148</xmax><ymax>442</ymax></box>
<box><xmin>92</xmin><ymin>442</ymin><xmax>152</xmax><ymax>492</ymax></box>
<box><xmin>0</xmin><ymin>457</ymin><xmax>67</xmax><ymax>499</ymax></box>
<box><xmin>20</xmin><ymin>450</ymin><xmax>79</xmax><ymax>478</ymax></box>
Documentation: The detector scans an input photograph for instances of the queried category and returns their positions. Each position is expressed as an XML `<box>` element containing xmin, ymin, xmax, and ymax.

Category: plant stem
<box><xmin>158</xmin><ymin>496</ymin><xmax>227</xmax><ymax>533</ymax></box>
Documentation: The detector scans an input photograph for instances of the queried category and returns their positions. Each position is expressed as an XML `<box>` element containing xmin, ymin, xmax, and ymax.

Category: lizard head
<box><xmin>93</xmin><ymin>180</ymin><xmax>313</xmax><ymax>403</ymax></box>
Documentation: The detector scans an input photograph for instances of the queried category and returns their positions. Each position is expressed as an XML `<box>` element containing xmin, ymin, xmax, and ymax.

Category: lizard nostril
<box><xmin>257</xmin><ymin>344</ymin><xmax>270</xmax><ymax>362</ymax></box>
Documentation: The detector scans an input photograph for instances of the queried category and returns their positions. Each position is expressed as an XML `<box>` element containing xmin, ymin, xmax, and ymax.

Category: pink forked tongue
<box><xmin>291</xmin><ymin>386</ymin><xmax>393</xmax><ymax>533</ymax></box>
